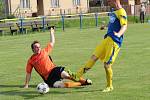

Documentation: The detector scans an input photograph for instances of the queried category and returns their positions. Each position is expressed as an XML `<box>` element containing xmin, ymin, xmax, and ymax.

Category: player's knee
<box><xmin>61</xmin><ymin>71</ymin><xmax>70</xmax><ymax>79</ymax></box>
<box><xmin>104</xmin><ymin>63</ymin><xmax>111</xmax><ymax>68</ymax></box>
<box><xmin>91</xmin><ymin>55</ymin><xmax>98</xmax><ymax>61</ymax></box>
<box><xmin>53</xmin><ymin>81</ymin><xmax>65</xmax><ymax>88</ymax></box>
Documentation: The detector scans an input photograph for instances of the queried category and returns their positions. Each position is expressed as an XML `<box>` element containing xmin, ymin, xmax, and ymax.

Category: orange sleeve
<box><xmin>44</xmin><ymin>43</ymin><xmax>52</xmax><ymax>54</ymax></box>
<box><xmin>26</xmin><ymin>59</ymin><xmax>33</xmax><ymax>73</ymax></box>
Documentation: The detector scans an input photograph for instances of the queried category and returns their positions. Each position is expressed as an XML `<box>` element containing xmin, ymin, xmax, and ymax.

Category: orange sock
<box><xmin>64</xmin><ymin>82</ymin><xmax>82</xmax><ymax>88</ymax></box>
<box><xmin>79</xmin><ymin>77</ymin><xmax>86</xmax><ymax>84</ymax></box>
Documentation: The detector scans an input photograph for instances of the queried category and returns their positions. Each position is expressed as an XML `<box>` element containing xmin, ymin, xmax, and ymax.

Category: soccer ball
<box><xmin>37</xmin><ymin>82</ymin><xmax>49</xmax><ymax>94</ymax></box>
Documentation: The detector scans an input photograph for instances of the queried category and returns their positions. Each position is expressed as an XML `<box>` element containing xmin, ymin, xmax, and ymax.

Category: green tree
<box><xmin>0</xmin><ymin>0</ymin><xmax>5</xmax><ymax>18</ymax></box>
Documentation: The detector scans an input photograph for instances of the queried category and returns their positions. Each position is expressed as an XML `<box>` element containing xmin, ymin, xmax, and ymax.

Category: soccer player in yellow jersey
<box><xmin>72</xmin><ymin>0</ymin><xmax>128</xmax><ymax>92</ymax></box>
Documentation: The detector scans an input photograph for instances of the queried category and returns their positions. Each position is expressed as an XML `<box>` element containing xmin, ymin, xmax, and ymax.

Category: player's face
<box><xmin>33</xmin><ymin>43</ymin><xmax>41</xmax><ymax>54</ymax></box>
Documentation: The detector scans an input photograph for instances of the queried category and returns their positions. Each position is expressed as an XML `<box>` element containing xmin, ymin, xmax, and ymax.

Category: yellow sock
<box><xmin>105</xmin><ymin>66</ymin><xmax>113</xmax><ymax>87</ymax></box>
<box><xmin>76</xmin><ymin>59</ymin><xmax>95</xmax><ymax>77</ymax></box>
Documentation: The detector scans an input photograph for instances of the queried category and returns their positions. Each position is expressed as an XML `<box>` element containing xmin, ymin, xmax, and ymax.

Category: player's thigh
<box><xmin>111</xmin><ymin>43</ymin><xmax>120</xmax><ymax>64</ymax></box>
<box><xmin>92</xmin><ymin>39</ymin><xmax>106</xmax><ymax>59</ymax></box>
<box><xmin>104</xmin><ymin>41</ymin><xmax>120</xmax><ymax>64</ymax></box>
<box><xmin>45</xmin><ymin>67</ymin><xmax>65</xmax><ymax>87</ymax></box>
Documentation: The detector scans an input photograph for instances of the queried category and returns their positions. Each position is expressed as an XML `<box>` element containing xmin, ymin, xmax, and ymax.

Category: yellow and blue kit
<box><xmin>93</xmin><ymin>8</ymin><xmax>127</xmax><ymax>64</ymax></box>
<box><xmin>106</xmin><ymin>8</ymin><xmax>127</xmax><ymax>47</ymax></box>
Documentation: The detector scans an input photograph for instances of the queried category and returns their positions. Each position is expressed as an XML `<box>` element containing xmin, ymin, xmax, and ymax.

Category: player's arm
<box><xmin>114</xmin><ymin>24</ymin><xmax>127</xmax><ymax>37</ymax></box>
<box><xmin>24</xmin><ymin>73</ymin><xmax>31</xmax><ymax>88</ymax></box>
<box><xmin>50</xmin><ymin>26</ymin><xmax>55</xmax><ymax>47</ymax></box>
<box><xmin>24</xmin><ymin>61</ymin><xmax>33</xmax><ymax>88</ymax></box>
<box><xmin>114</xmin><ymin>10</ymin><xmax>127</xmax><ymax>37</ymax></box>
<box><xmin>44</xmin><ymin>26</ymin><xmax>55</xmax><ymax>53</ymax></box>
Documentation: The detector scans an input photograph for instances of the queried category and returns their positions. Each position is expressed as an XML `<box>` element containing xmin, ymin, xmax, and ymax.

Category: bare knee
<box><xmin>61</xmin><ymin>71</ymin><xmax>70</xmax><ymax>79</ymax></box>
<box><xmin>104</xmin><ymin>63</ymin><xmax>111</xmax><ymax>68</ymax></box>
<box><xmin>91</xmin><ymin>55</ymin><xmax>98</xmax><ymax>61</ymax></box>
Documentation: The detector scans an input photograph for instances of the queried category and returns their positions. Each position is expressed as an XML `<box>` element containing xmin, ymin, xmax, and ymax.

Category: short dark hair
<box><xmin>31</xmin><ymin>40</ymin><xmax>40</xmax><ymax>51</ymax></box>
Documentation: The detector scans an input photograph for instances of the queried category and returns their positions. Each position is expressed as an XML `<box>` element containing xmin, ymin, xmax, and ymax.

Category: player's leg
<box><xmin>74</xmin><ymin>39</ymin><xmax>107</xmax><ymax>81</ymax></box>
<box><xmin>53</xmin><ymin>70</ymin><xmax>92</xmax><ymax>88</ymax></box>
<box><xmin>61</xmin><ymin>70</ymin><xmax>92</xmax><ymax>85</ymax></box>
<box><xmin>53</xmin><ymin>79</ymin><xmax>92</xmax><ymax>88</ymax></box>
<box><xmin>102</xmin><ymin>39</ymin><xmax>120</xmax><ymax>92</ymax></box>
<box><xmin>75</xmin><ymin>55</ymin><xmax>98</xmax><ymax>80</ymax></box>
<box><xmin>102</xmin><ymin>63</ymin><xmax>113</xmax><ymax>92</ymax></box>
<box><xmin>53</xmin><ymin>80</ymin><xmax>82</xmax><ymax>88</ymax></box>
<box><xmin>63</xmin><ymin>78</ymin><xmax>92</xmax><ymax>87</ymax></box>
<box><xmin>45</xmin><ymin>67</ymin><xmax>79</xmax><ymax>88</ymax></box>
<box><xmin>64</xmin><ymin>81</ymin><xmax>82</xmax><ymax>87</ymax></box>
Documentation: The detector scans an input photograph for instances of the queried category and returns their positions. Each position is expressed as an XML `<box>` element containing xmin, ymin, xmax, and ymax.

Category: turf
<box><xmin>0</xmin><ymin>23</ymin><xmax>150</xmax><ymax>100</ymax></box>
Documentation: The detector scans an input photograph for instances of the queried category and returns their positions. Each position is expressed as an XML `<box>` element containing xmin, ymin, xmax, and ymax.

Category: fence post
<box><xmin>42</xmin><ymin>16</ymin><xmax>46</xmax><ymax>31</ymax></box>
<box><xmin>61</xmin><ymin>14</ymin><xmax>65</xmax><ymax>31</ymax></box>
<box><xmin>134</xmin><ymin>5</ymin><xmax>136</xmax><ymax>23</ymax></box>
<box><xmin>95</xmin><ymin>13</ymin><xmax>98</xmax><ymax>27</ymax></box>
<box><xmin>19</xmin><ymin>17</ymin><xmax>24</xmax><ymax>34</ymax></box>
<box><xmin>79</xmin><ymin>13</ymin><xmax>83</xmax><ymax>30</ymax></box>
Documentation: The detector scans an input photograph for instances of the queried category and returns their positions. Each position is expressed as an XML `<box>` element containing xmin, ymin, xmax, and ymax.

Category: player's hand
<box><xmin>50</xmin><ymin>26</ymin><xmax>55</xmax><ymax>34</ymax></box>
<box><xmin>51</xmin><ymin>26</ymin><xmax>55</xmax><ymax>29</ymax></box>
<box><xmin>114</xmin><ymin>31</ymin><xmax>120</xmax><ymax>38</ymax></box>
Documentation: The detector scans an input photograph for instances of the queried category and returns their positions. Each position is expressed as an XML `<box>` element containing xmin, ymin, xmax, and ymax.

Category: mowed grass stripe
<box><xmin>0</xmin><ymin>24</ymin><xmax>150</xmax><ymax>100</ymax></box>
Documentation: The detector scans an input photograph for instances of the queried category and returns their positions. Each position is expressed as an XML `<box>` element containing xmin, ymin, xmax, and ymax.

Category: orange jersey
<box><xmin>26</xmin><ymin>43</ymin><xmax>55</xmax><ymax>80</ymax></box>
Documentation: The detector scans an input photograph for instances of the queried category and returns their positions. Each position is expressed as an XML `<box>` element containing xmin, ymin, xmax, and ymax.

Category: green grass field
<box><xmin>0</xmin><ymin>23</ymin><xmax>150</xmax><ymax>100</ymax></box>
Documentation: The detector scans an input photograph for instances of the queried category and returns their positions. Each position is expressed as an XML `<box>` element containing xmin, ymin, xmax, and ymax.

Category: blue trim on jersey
<box><xmin>105</xmin><ymin>11</ymin><xmax>123</xmax><ymax>47</ymax></box>
<box><xmin>106</xmin><ymin>47</ymin><xmax>115</xmax><ymax>64</ymax></box>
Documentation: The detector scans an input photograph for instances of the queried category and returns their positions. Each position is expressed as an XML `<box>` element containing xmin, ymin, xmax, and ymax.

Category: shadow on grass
<box><xmin>0</xmin><ymin>84</ymin><xmax>42</xmax><ymax>99</ymax></box>
<box><xmin>0</xmin><ymin>84</ymin><xmax>102</xmax><ymax>99</ymax></box>
<box><xmin>0</xmin><ymin>90</ymin><xmax>42</xmax><ymax>99</ymax></box>
<box><xmin>0</xmin><ymin>84</ymin><xmax>36</xmax><ymax>88</ymax></box>
<box><xmin>73</xmin><ymin>86</ymin><xmax>102</xmax><ymax>92</ymax></box>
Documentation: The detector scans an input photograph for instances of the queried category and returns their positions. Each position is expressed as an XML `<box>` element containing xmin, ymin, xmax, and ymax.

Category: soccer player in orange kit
<box><xmin>24</xmin><ymin>26</ymin><xmax>92</xmax><ymax>88</ymax></box>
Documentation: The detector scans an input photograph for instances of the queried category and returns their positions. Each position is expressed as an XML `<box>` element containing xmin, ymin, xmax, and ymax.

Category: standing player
<box><xmin>24</xmin><ymin>27</ymin><xmax>92</xmax><ymax>88</ymax></box>
<box><xmin>72</xmin><ymin>0</ymin><xmax>127</xmax><ymax>92</ymax></box>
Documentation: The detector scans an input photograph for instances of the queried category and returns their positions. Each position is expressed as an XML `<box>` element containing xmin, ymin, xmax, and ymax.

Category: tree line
<box><xmin>0</xmin><ymin>0</ymin><xmax>5</xmax><ymax>19</ymax></box>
